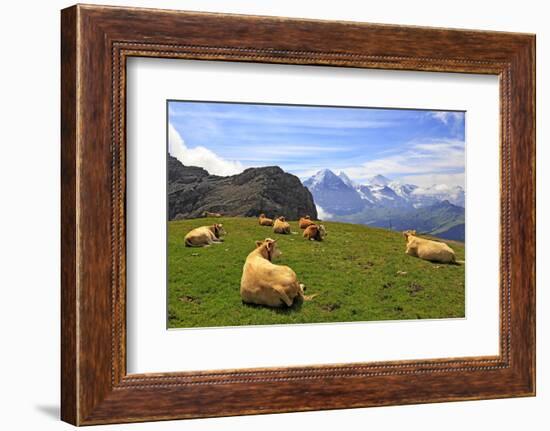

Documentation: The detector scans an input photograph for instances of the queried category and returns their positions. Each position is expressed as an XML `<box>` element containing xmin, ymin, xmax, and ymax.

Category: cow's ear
<box><xmin>255</xmin><ymin>240</ymin><xmax>263</xmax><ymax>248</ymax></box>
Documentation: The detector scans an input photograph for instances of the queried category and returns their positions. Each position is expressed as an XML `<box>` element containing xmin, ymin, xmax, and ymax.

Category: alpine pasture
<box><xmin>168</xmin><ymin>217</ymin><xmax>465</xmax><ymax>328</ymax></box>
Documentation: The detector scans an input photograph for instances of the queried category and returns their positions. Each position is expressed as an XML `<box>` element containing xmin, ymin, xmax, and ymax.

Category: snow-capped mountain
<box><xmin>302</xmin><ymin>169</ymin><xmax>465</xmax><ymax>240</ymax></box>
<box><xmin>366</xmin><ymin>174</ymin><xmax>393</xmax><ymax>187</ymax></box>
<box><xmin>390</xmin><ymin>182</ymin><xmax>419</xmax><ymax>199</ymax></box>
<box><xmin>303</xmin><ymin>169</ymin><xmax>364</xmax><ymax>215</ymax></box>
<box><xmin>304</xmin><ymin>169</ymin><xmax>465</xmax><ymax>212</ymax></box>
<box><xmin>337</xmin><ymin>171</ymin><xmax>357</xmax><ymax>188</ymax></box>
<box><xmin>304</xmin><ymin>169</ymin><xmax>346</xmax><ymax>190</ymax></box>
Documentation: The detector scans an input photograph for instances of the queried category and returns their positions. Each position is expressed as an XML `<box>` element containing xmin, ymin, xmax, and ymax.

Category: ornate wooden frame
<box><xmin>61</xmin><ymin>4</ymin><xmax>536</xmax><ymax>425</ymax></box>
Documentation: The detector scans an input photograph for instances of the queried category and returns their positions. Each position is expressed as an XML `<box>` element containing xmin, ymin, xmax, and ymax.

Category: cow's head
<box><xmin>213</xmin><ymin>223</ymin><xmax>226</xmax><ymax>238</ymax></box>
<box><xmin>318</xmin><ymin>224</ymin><xmax>327</xmax><ymax>239</ymax></box>
<box><xmin>303</xmin><ymin>215</ymin><xmax>311</xmax><ymax>220</ymax></box>
<box><xmin>277</xmin><ymin>216</ymin><xmax>286</xmax><ymax>222</ymax></box>
<box><xmin>255</xmin><ymin>238</ymin><xmax>281</xmax><ymax>261</ymax></box>
<box><xmin>259</xmin><ymin>213</ymin><xmax>266</xmax><ymax>218</ymax></box>
<box><xmin>403</xmin><ymin>230</ymin><xmax>417</xmax><ymax>241</ymax></box>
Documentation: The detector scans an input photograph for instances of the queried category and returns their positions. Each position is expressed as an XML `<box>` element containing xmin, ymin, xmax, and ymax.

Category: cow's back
<box><xmin>273</xmin><ymin>220</ymin><xmax>290</xmax><ymax>234</ymax></box>
<box><xmin>240</xmin><ymin>255</ymin><xmax>300</xmax><ymax>307</ymax></box>
<box><xmin>299</xmin><ymin>218</ymin><xmax>314</xmax><ymax>229</ymax></box>
<box><xmin>416</xmin><ymin>238</ymin><xmax>455</xmax><ymax>263</ymax></box>
<box><xmin>184</xmin><ymin>226</ymin><xmax>213</xmax><ymax>246</ymax></box>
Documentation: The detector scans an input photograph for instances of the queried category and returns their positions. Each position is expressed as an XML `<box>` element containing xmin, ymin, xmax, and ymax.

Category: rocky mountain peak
<box><xmin>338</xmin><ymin>171</ymin><xmax>357</xmax><ymax>188</ymax></box>
<box><xmin>304</xmin><ymin>169</ymin><xmax>342</xmax><ymax>189</ymax></box>
<box><xmin>168</xmin><ymin>157</ymin><xmax>317</xmax><ymax>220</ymax></box>
<box><xmin>366</xmin><ymin>174</ymin><xmax>392</xmax><ymax>186</ymax></box>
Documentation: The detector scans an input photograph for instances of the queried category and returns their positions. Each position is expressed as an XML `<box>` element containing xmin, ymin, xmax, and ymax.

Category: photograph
<box><xmin>167</xmin><ymin>101</ymin><xmax>466</xmax><ymax>328</ymax></box>
<box><xmin>50</xmin><ymin>2</ymin><xmax>537</xmax><ymax>426</ymax></box>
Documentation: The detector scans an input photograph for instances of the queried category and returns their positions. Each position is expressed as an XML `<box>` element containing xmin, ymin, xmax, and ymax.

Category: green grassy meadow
<box><xmin>168</xmin><ymin>217</ymin><xmax>465</xmax><ymax>328</ymax></box>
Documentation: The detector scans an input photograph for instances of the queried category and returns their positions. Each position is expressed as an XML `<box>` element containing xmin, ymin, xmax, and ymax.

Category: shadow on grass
<box><xmin>242</xmin><ymin>296</ymin><xmax>304</xmax><ymax>314</ymax></box>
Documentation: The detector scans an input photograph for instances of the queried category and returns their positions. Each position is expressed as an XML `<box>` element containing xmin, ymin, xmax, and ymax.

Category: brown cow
<box><xmin>303</xmin><ymin>224</ymin><xmax>327</xmax><ymax>241</ymax></box>
<box><xmin>299</xmin><ymin>215</ymin><xmax>315</xmax><ymax>229</ymax></box>
<box><xmin>240</xmin><ymin>238</ymin><xmax>305</xmax><ymax>307</ymax></box>
<box><xmin>273</xmin><ymin>216</ymin><xmax>291</xmax><ymax>234</ymax></box>
<box><xmin>403</xmin><ymin>230</ymin><xmax>456</xmax><ymax>263</ymax></box>
<box><xmin>258</xmin><ymin>213</ymin><xmax>274</xmax><ymax>226</ymax></box>
<box><xmin>184</xmin><ymin>224</ymin><xmax>226</xmax><ymax>247</ymax></box>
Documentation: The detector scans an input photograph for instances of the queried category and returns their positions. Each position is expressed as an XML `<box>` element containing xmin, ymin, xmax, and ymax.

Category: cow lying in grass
<box><xmin>202</xmin><ymin>211</ymin><xmax>222</xmax><ymax>217</ymax></box>
<box><xmin>299</xmin><ymin>215</ymin><xmax>315</xmax><ymax>229</ymax></box>
<box><xmin>303</xmin><ymin>224</ymin><xmax>327</xmax><ymax>241</ymax></box>
<box><xmin>273</xmin><ymin>216</ymin><xmax>291</xmax><ymax>234</ymax></box>
<box><xmin>258</xmin><ymin>213</ymin><xmax>274</xmax><ymax>226</ymax></box>
<box><xmin>184</xmin><ymin>224</ymin><xmax>226</xmax><ymax>247</ymax></box>
<box><xmin>403</xmin><ymin>230</ymin><xmax>456</xmax><ymax>264</ymax></box>
<box><xmin>240</xmin><ymin>238</ymin><xmax>306</xmax><ymax>307</ymax></box>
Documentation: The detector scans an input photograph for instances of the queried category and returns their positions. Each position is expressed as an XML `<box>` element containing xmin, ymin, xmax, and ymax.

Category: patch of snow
<box><xmin>338</xmin><ymin>171</ymin><xmax>357</xmax><ymax>188</ymax></box>
<box><xmin>366</xmin><ymin>174</ymin><xmax>392</xmax><ymax>186</ymax></box>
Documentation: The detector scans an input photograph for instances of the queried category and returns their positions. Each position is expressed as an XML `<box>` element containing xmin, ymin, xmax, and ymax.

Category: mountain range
<box><xmin>303</xmin><ymin>169</ymin><xmax>465</xmax><ymax>241</ymax></box>
<box><xmin>167</xmin><ymin>154</ymin><xmax>465</xmax><ymax>242</ymax></box>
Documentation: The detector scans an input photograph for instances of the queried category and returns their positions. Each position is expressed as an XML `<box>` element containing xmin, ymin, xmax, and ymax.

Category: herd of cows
<box><xmin>259</xmin><ymin>214</ymin><xmax>327</xmax><ymax>241</ymax></box>
<box><xmin>181</xmin><ymin>213</ymin><xmax>459</xmax><ymax>308</ymax></box>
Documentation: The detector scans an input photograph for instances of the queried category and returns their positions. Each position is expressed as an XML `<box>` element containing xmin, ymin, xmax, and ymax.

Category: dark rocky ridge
<box><xmin>168</xmin><ymin>155</ymin><xmax>317</xmax><ymax>220</ymax></box>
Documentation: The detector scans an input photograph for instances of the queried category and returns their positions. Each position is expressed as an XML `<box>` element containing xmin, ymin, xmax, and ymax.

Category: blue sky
<box><xmin>168</xmin><ymin>101</ymin><xmax>465</xmax><ymax>188</ymax></box>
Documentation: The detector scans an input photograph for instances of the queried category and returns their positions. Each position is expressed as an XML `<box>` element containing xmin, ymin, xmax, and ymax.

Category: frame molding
<box><xmin>61</xmin><ymin>4</ymin><xmax>535</xmax><ymax>425</ymax></box>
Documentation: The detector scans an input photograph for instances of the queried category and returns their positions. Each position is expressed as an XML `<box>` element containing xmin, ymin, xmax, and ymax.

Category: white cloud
<box><xmin>404</xmin><ymin>173</ymin><xmax>465</xmax><ymax>189</ymax></box>
<box><xmin>342</xmin><ymin>139</ymin><xmax>464</xmax><ymax>182</ymax></box>
<box><xmin>315</xmin><ymin>205</ymin><xmax>334</xmax><ymax>221</ymax></box>
<box><xmin>430</xmin><ymin>111</ymin><xmax>463</xmax><ymax>125</ymax></box>
<box><xmin>168</xmin><ymin>124</ymin><xmax>244</xmax><ymax>176</ymax></box>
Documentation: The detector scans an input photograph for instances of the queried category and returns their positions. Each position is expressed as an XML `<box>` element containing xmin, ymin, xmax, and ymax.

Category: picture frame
<box><xmin>61</xmin><ymin>4</ymin><xmax>535</xmax><ymax>425</ymax></box>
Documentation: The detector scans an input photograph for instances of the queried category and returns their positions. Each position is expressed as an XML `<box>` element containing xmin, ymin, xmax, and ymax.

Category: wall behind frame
<box><xmin>0</xmin><ymin>0</ymin><xmax>545</xmax><ymax>430</ymax></box>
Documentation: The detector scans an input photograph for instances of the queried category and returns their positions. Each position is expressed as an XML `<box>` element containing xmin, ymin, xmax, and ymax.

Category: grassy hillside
<box><xmin>168</xmin><ymin>217</ymin><xmax>465</xmax><ymax>328</ymax></box>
